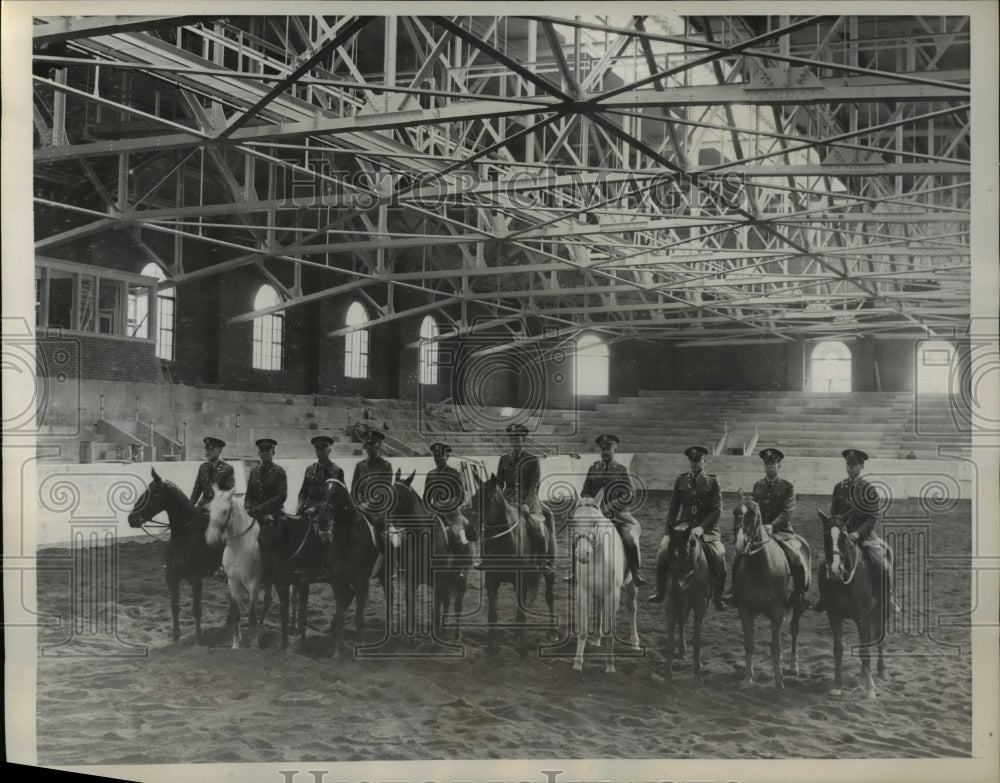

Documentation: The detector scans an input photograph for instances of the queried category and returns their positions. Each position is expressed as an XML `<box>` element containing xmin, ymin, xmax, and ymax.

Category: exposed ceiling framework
<box><xmin>32</xmin><ymin>14</ymin><xmax>971</xmax><ymax>348</ymax></box>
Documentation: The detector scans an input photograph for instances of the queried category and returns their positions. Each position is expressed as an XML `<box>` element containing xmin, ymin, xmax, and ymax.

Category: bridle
<box><xmin>734</xmin><ymin>502</ymin><xmax>769</xmax><ymax>557</ymax></box>
<box><xmin>829</xmin><ymin>524</ymin><xmax>861</xmax><ymax>585</ymax></box>
<box><xmin>478</xmin><ymin>484</ymin><xmax>520</xmax><ymax>542</ymax></box>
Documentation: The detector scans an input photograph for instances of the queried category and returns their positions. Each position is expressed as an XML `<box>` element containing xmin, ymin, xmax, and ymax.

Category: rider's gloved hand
<box><xmin>691</xmin><ymin>526</ymin><xmax>704</xmax><ymax>537</ymax></box>
<box><xmin>848</xmin><ymin>531</ymin><xmax>861</xmax><ymax>543</ymax></box>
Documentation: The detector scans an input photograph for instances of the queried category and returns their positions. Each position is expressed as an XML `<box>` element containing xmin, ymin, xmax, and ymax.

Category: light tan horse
<box><xmin>207</xmin><ymin>486</ymin><xmax>264</xmax><ymax>649</ymax></box>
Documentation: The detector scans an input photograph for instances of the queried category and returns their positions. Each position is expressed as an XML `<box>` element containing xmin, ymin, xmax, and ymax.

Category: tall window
<box><xmin>575</xmin><ymin>334</ymin><xmax>609</xmax><ymax>396</ymax></box>
<box><xmin>138</xmin><ymin>262</ymin><xmax>175</xmax><ymax>361</ymax></box>
<box><xmin>345</xmin><ymin>301</ymin><xmax>369</xmax><ymax>379</ymax></box>
<box><xmin>252</xmin><ymin>284</ymin><xmax>283</xmax><ymax>371</ymax></box>
<box><xmin>418</xmin><ymin>316</ymin><xmax>439</xmax><ymax>385</ymax></box>
<box><xmin>809</xmin><ymin>341</ymin><xmax>852</xmax><ymax>392</ymax></box>
<box><xmin>916</xmin><ymin>340</ymin><xmax>958</xmax><ymax>395</ymax></box>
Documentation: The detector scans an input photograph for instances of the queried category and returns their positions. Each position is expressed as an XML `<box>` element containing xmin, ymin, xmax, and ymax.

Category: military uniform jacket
<box><xmin>666</xmin><ymin>472</ymin><xmax>722</xmax><ymax>531</ymax></box>
<box><xmin>496</xmin><ymin>451</ymin><xmax>541</xmax><ymax>508</ymax></box>
<box><xmin>752</xmin><ymin>477</ymin><xmax>796</xmax><ymax>532</ymax></box>
<box><xmin>581</xmin><ymin>459</ymin><xmax>634</xmax><ymax>515</ymax></box>
<box><xmin>831</xmin><ymin>476</ymin><xmax>880</xmax><ymax>539</ymax></box>
<box><xmin>245</xmin><ymin>462</ymin><xmax>288</xmax><ymax>518</ymax></box>
<box><xmin>351</xmin><ymin>456</ymin><xmax>393</xmax><ymax>506</ymax></box>
<box><xmin>297</xmin><ymin>460</ymin><xmax>345</xmax><ymax>509</ymax></box>
<box><xmin>190</xmin><ymin>459</ymin><xmax>236</xmax><ymax>507</ymax></box>
<box><xmin>425</xmin><ymin>465</ymin><xmax>464</xmax><ymax>513</ymax></box>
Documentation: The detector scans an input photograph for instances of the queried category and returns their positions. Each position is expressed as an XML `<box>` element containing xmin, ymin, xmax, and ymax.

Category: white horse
<box><xmin>206</xmin><ymin>485</ymin><xmax>264</xmax><ymax>649</ymax></box>
<box><xmin>570</xmin><ymin>490</ymin><xmax>640</xmax><ymax>673</ymax></box>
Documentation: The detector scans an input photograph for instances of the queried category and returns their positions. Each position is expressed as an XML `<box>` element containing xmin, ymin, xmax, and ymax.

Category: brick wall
<box><xmin>37</xmin><ymin>331</ymin><xmax>158</xmax><ymax>383</ymax></box>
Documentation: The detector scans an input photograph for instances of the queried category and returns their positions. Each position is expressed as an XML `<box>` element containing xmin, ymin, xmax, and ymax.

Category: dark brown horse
<box><xmin>662</xmin><ymin>523</ymin><xmax>711</xmax><ymax>682</ymax></box>
<box><xmin>817</xmin><ymin>509</ymin><xmax>891</xmax><ymax>698</ymax></box>
<box><xmin>388</xmin><ymin>472</ymin><xmax>477</xmax><ymax>641</ymax></box>
<box><xmin>468</xmin><ymin>471</ymin><xmax>556</xmax><ymax>656</ymax></box>
<box><xmin>323</xmin><ymin>478</ymin><xmax>385</xmax><ymax>656</ymax></box>
<box><xmin>126</xmin><ymin>468</ymin><xmax>222</xmax><ymax>643</ymax></box>
<box><xmin>732</xmin><ymin>496</ymin><xmax>805</xmax><ymax>690</ymax></box>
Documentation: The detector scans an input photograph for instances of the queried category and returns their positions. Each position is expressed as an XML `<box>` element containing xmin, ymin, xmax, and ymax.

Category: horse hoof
<box><xmin>866</xmin><ymin>689</ymin><xmax>878</xmax><ymax>700</ymax></box>
<box><xmin>604</xmin><ymin>665</ymin><xmax>615</xmax><ymax>674</ymax></box>
<box><xmin>572</xmin><ymin>662</ymin><xmax>583</xmax><ymax>672</ymax></box>
<box><xmin>830</xmin><ymin>688</ymin><xmax>843</xmax><ymax>697</ymax></box>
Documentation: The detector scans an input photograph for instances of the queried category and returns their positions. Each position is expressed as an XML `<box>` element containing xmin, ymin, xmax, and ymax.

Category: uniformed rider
<box><xmin>648</xmin><ymin>445</ymin><xmax>727</xmax><ymax>611</ymax></box>
<box><xmin>190</xmin><ymin>436</ymin><xmax>236</xmax><ymax>509</ymax></box>
<box><xmin>426</xmin><ymin>441</ymin><xmax>475</xmax><ymax>577</ymax></box>
<box><xmin>495</xmin><ymin>423</ymin><xmax>555</xmax><ymax>568</ymax></box>
<box><xmin>245</xmin><ymin>438</ymin><xmax>287</xmax><ymax>524</ymax></box>
<box><xmin>724</xmin><ymin>448</ymin><xmax>810</xmax><ymax>608</ymax></box>
<box><xmin>351</xmin><ymin>430</ymin><xmax>394</xmax><ymax>549</ymax></box>
<box><xmin>296</xmin><ymin>435</ymin><xmax>345</xmax><ymax>540</ymax></box>
<box><xmin>567</xmin><ymin>434</ymin><xmax>647</xmax><ymax>587</ymax></box>
<box><xmin>813</xmin><ymin>448</ymin><xmax>893</xmax><ymax>613</ymax></box>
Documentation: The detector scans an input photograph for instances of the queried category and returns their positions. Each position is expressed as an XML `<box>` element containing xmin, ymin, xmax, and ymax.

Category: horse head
<box><xmin>571</xmin><ymin>489</ymin><xmax>608</xmax><ymax>565</ymax></box>
<box><xmin>127</xmin><ymin>468</ymin><xmax>179</xmax><ymax>528</ymax></box>
<box><xmin>666</xmin><ymin>523</ymin><xmax>695</xmax><ymax>576</ymax></box>
<box><xmin>733</xmin><ymin>498</ymin><xmax>764</xmax><ymax>555</ymax></box>
<box><xmin>818</xmin><ymin>509</ymin><xmax>849</xmax><ymax>579</ymax></box>
<box><xmin>205</xmin><ymin>485</ymin><xmax>237</xmax><ymax>546</ymax></box>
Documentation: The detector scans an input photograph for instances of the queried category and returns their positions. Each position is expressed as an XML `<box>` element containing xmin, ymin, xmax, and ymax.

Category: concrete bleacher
<box><xmin>37</xmin><ymin>379</ymin><xmax>969</xmax><ymax>465</ymax></box>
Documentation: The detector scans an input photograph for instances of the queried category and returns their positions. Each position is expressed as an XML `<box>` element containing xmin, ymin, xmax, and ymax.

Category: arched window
<box><xmin>916</xmin><ymin>340</ymin><xmax>958</xmax><ymax>395</ymax></box>
<box><xmin>809</xmin><ymin>341</ymin><xmax>852</xmax><ymax>392</ymax></box>
<box><xmin>418</xmin><ymin>315</ymin><xmax>439</xmax><ymax>385</ymax></box>
<box><xmin>575</xmin><ymin>334</ymin><xmax>609</xmax><ymax>396</ymax></box>
<box><xmin>136</xmin><ymin>262</ymin><xmax>175</xmax><ymax>361</ymax></box>
<box><xmin>345</xmin><ymin>301</ymin><xmax>369</xmax><ymax>379</ymax></box>
<box><xmin>252</xmin><ymin>284</ymin><xmax>283</xmax><ymax>371</ymax></box>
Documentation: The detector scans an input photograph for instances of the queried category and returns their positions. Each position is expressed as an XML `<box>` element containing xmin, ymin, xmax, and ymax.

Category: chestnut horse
<box><xmin>662</xmin><ymin>523</ymin><xmax>711</xmax><ymax>682</ymax></box>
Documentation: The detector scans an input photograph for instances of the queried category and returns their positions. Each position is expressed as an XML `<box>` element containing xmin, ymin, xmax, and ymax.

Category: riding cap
<box><xmin>203</xmin><ymin>436</ymin><xmax>226</xmax><ymax>449</ymax></box>
<box><xmin>311</xmin><ymin>435</ymin><xmax>334</xmax><ymax>448</ymax></box>
<box><xmin>362</xmin><ymin>430</ymin><xmax>386</xmax><ymax>444</ymax></box>
<box><xmin>595</xmin><ymin>434</ymin><xmax>620</xmax><ymax>447</ymax></box>
<box><xmin>505</xmin><ymin>423</ymin><xmax>530</xmax><ymax>437</ymax></box>
<box><xmin>842</xmin><ymin>448</ymin><xmax>869</xmax><ymax>463</ymax></box>
<box><xmin>759</xmin><ymin>447</ymin><xmax>784</xmax><ymax>462</ymax></box>
<box><xmin>429</xmin><ymin>442</ymin><xmax>452</xmax><ymax>455</ymax></box>
<box><xmin>684</xmin><ymin>445</ymin><xmax>709</xmax><ymax>459</ymax></box>
<box><xmin>255</xmin><ymin>438</ymin><xmax>277</xmax><ymax>450</ymax></box>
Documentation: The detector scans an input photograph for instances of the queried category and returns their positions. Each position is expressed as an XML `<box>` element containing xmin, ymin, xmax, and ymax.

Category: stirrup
<box><xmin>647</xmin><ymin>589</ymin><xmax>666</xmax><ymax>604</ymax></box>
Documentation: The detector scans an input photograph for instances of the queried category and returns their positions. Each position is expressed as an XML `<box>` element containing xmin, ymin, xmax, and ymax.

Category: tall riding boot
<box><xmin>723</xmin><ymin>555</ymin><xmax>741</xmax><ymax>606</ymax></box>
<box><xmin>792</xmin><ymin>562</ymin><xmax>811</xmax><ymax>609</ymax></box>
<box><xmin>708</xmin><ymin>550</ymin><xmax>727</xmax><ymax>611</ymax></box>
<box><xmin>647</xmin><ymin>542</ymin><xmax>670</xmax><ymax>603</ymax></box>
<box><xmin>624</xmin><ymin>540</ymin><xmax>647</xmax><ymax>586</ymax></box>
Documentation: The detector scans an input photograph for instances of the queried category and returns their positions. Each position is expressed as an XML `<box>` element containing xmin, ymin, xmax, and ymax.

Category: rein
<box><xmin>838</xmin><ymin>535</ymin><xmax>862</xmax><ymax>585</ymax></box>
<box><xmin>224</xmin><ymin>505</ymin><xmax>258</xmax><ymax>540</ymax></box>
<box><xmin>478</xmin><ymin>491</ymin><xmax>520</xmax><ymax>541</ymax></box>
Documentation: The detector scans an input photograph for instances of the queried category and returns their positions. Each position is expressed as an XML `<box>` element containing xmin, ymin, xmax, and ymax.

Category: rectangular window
<box><xmin>252</xmin><ymin>313</ymin><xmax>283</xmax><ymax>370</ymax></box>
<box><xmin>345</xmin><ymin>329</ymin><xmax>369</xmax><ymax>378</ymax></box>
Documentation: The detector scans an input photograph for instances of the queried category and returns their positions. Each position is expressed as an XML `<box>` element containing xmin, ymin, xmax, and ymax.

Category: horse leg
<box><xmin>857</xmin><ymin>616</ymin><xmax>876</xmax><ymax>699</ymax></box>
<box><xmin>692</xmin><ymin>600</ymin><xmax>705</xmax><ymax>680</ymax></box>
<box><xmin>664</xmin><ymin>597</ymin><xmax>674</xmax><ymax>682</ymax></box>
<box><xmin>830</xmin><ymin>615</ymin><xmax>845</xmax><ymax>696</ymax></box>
<box><xmin>277</xmin><ymin>582</ymin><xmax>290</xmax><ymax>650</ymax></box>
<box><xmin>453</xmin><ymin>575</ymin><xmax>466</xmax><ymax>642</ymax></box>
<box><xmin>167</xmin><ymin>574</ymin><xmax>181</xmax><ymax>643</ymax></box>
<box><xmin>676</xmin><ymin>596</ymin><xmax>687</xmax><ymax>658</ymax></box>
<box><xmin>626</xmin><ymin>583</ymin><xmax>640</xmax><ymax>650</ymax></box>
<box><xmin>295</xmin><ymin>582</ymin><xmax>309</xmax><ymax>653</ymax></box>
<box><xmin>330</xmin><ymin>585</ymin><xmax>346</xmax><ymax>658</ymax></box>
<box><xmin>789</xmin><ymin>602</ymin><xmax>803</xmax><ymax>677</ymax></box>
<box><xmin>604</xmin><ymin>599</ymin><xmax>616</xmax><ymax>675</ymax></box>
<box><xmin>740</xmin><ymin>607</ymin><xmax>755</xmax><ymax>685</ymax></box>
<box><xmin>572</xmin><ymin>584</ymin><xmax>588</xmax><ymax>673</ymax></box>
<box><xmin>545</xmin><ymin>569</ymin><xmax>557</xmax><ymax>642</ymax></box>
<box><xmin>192</xmin><ymin>579</ymin><xmax>204</xmax><ymax>644</ymax></box>
<box><xmin>248</xmin><ymin>580</ymin><xmax>260</xmax><ymax>649</ymax></box>
<box><xmin>515</xmin><ymin>591</ymin><xmax>528</xmax><ymax>659</ymax></box>
<box><xmin>485</xmin><ymin>577</ymin><xmax>500</xmax><ymax>657</ymax></box>
<box><xmin>355</xmin><ymin>577</ymin><xmax>369</xmax><ymax>640</ymax></box>
<box><xmin>770</xmin><ymin>606</ymin><xmax>784</xmax><ymax>690</ymax></box>
<box><xmin>227</xmin><ymin>593</ymin><xmax>241</xmax><ymax>650</ymax></box>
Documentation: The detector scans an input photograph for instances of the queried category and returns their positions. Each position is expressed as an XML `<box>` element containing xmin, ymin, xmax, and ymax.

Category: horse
<box><xmin>323</xmin><ymin>478</ymin><xmax>385</xmax><ymax>656</ymax></box>
<box><xmin>468</xmin><ymin>471</ymin><xmax>557</xmax><ymax>657</ymax></box>
<box><xmin>388</xmin><ymin>471</ymin><xmax>478</xmax><ymax>642</ymax></box>
<box><xmin>661</xmin><ymin>523</ymin><xmax>711</xmax><ymax>682</ymax></box>
<box><xmin>126</xmin><ymin>468</ymin><xmax>223</xmax><ymax>643</ymax></box>
<box><xmin>732</xmin><ymin>495</ymin><xmax>805</xmax><ymax>690</ymax></box>
<box><xmin>569</xmin><ymin>490</ymin><xmax>639</xmax><ymax>674</ymax></box>
<box><xmin>205</xmin><ymin>486</ymin><xmax>264</xmax><ymax>649</ymax></box>
<box><xmin>817</xmin><ymin>509</ymin><xmax>892</xmax><ymax>698</ymax></box>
